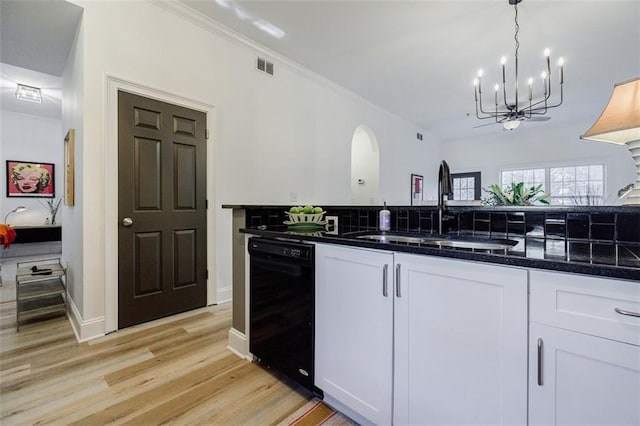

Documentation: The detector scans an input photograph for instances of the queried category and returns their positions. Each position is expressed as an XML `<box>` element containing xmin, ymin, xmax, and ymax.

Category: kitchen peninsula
<box><xmin>226</xmin><ymin>203</ymin><xmax>640</xmax><ymax>425</ymax></box>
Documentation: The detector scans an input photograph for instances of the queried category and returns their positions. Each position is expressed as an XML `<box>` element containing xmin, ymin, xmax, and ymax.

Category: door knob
<box><xmin>122</xmin><ymin>217</ymin><xmax>134</xmax><ymax>227</ymax></box>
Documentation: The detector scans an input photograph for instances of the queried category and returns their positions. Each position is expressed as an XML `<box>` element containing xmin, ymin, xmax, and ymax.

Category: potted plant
<box><xmin>39</xmin><ymin>198</ymin><xmax>62</xmax><ymax>225</ymax></box>
<box><xmin>482</xmin><ymin>182</ymin><xmax>550</xmax><ymax>206</ymax></box>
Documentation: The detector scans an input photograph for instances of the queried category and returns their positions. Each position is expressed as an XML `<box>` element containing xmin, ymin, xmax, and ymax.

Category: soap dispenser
<box><xmin>379</xmin><ymin>202</ymin><xmax>391</xmax><ymax>231</ymax></box>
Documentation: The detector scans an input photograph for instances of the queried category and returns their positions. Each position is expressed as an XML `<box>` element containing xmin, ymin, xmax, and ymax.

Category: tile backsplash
<box><xmin>244</xmin><ymin>206</ymin><xmax>640</xmax><ymax>245</ymax></box>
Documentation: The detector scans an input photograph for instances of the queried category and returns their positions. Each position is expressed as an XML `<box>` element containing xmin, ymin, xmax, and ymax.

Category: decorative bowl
<box><xmin>284</xmin><ymin>211</ymin><xmax>326</xmax><ymax>224</ymax></box>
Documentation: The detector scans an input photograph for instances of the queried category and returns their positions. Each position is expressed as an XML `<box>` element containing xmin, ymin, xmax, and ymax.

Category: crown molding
<box><xmin>149</xmin><ymin>0</ymin><xmax>422</xmax><ymax>132</ymax></box>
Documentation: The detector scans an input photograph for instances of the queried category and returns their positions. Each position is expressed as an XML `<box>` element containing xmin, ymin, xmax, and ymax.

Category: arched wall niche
<box><xmin>350</xmin><ymin>125</ymin><xmax>380</xmax><ymax>205</ymax></box>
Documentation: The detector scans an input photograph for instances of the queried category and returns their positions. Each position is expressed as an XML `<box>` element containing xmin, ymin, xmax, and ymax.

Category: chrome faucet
<box><xmin>438</xmin><ymin>160</ymin><xmax>453</xmax><ymax>234</ymax></box>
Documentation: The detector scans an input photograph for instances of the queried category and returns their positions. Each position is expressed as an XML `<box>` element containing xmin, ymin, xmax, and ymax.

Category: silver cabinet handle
<box><xmin>122</xmin><ymin>217</ymin><xmax>134</xmax><ymax>227</ymax></box>
<box><xmin>382</xmin><ymin>264</ymin><xmax>389</xmax><ymax>297</ymax></box>
<box><xmin>537</xmin><ymin>338</ymin><xmax>544</xmax><ymax>386</ymax></box>
<box><xmin>614</xmin><ymin>307</ymin><xmax>640</xmax><ymax>318</ymax></box>
<box><xmin>395</xmin><ymin>264</ymin><xmax>401</xmax><ymax>298</ymax></box>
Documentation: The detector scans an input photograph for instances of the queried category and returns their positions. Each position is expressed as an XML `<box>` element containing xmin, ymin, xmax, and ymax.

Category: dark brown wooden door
<box><xmin>118</xmin><ymin>91</ymin><xmax>207</xmax><ymax>329</ymax></box>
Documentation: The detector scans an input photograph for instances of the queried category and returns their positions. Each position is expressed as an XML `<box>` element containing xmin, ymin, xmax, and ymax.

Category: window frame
<box><xmin>499</xmin><ymin>162</ymin><xmax>606</xmax><ymax>205</ymax></box>
<box><xmin>449</xmin><ymin>172</ymin><xmax>481</xmax><ymax>201</ymax></box>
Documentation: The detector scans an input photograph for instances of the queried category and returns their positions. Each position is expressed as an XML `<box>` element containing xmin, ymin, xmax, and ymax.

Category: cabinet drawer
<box><xmin>530</xmin><ymin>270</ymin><xmax>640</xmax><ymax>346</ymax></box>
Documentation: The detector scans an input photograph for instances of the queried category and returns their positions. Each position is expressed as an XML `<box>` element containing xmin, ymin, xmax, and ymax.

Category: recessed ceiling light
<box><xmin>16</xmin><ymin>84</ymin><xmax>42</xmax><ymax>103</ymax></box>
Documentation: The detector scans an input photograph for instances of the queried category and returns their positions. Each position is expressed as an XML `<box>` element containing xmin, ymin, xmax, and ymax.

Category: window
<box><xmin>499</xmin><ymin>164</ymin><xmax>605</xmax><ymax>205</ymax></box>
<box><xmin>501</xmin><ymin>168</ymin><xmax>546</xmax><ymax>190</ymax></box>
<box><xmin>451</xmin><ymin>172</ymin><xmax>481</xmax><ymax>200</ymax></box>
<box><xmin>550</xmin><ymin>165</ymin><xmax>604</xmax><ymax>205</ymax></box>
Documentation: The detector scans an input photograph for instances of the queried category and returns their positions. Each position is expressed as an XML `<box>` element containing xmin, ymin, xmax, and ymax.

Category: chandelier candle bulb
<box><xmin>544</xmin><ymin>48</ymin><xmax>551</xmax><ymax>73</ymax></box>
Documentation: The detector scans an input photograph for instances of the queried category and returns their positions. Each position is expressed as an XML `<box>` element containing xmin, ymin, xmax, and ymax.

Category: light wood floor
<box><xmin>0</xmin><ymin>302</ymin><xmax>314</xmax><ymax>425</ymax></box>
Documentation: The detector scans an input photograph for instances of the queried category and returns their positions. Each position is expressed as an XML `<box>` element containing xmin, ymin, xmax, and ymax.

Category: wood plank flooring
<box><xmin>0</xmin><ymin>302</ymin><xmax>315</xmax><ymax>425</ymax></box>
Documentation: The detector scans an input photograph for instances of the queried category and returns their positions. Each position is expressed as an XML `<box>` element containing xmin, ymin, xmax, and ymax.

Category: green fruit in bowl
<box><xmin>303</xmin><ymin>205</ymin><xmax>314</xmax><ymax>214</ymax></box>
<box><xmin>312</xmin><ymin>207</ymin><xmax>323</xmax><ymax>214</ymax></box>
<box><xmin>289</xmin><ymin>206</ymin><xmax>300</xmax><ymax>214</ymax></box>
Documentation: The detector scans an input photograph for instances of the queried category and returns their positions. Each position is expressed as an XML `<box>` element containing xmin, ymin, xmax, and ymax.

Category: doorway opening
<box><xmin>350</xmin><ymin>126</ymin><xmax>380</xmax><ymax>204</ymax></box>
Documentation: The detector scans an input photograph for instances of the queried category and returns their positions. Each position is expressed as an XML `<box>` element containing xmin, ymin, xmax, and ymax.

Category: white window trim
<box><xmin>498</xmin><ymin>161</ymin><xmax>607</xmax><ymax>204</ymax></box>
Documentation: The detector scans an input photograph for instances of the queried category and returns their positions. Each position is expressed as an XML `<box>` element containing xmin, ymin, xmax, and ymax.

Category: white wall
<box><xmin>0</xmin><ymin>110</ymin><xmax>63</xmax><ymax>225</ymax></box>
<box><xmin>68</xmin><ymin>0</ymin><xmax>442</xmax><ymax>338</ymax></box>
<box><xmin>61</xmin><ymin>12</ymin><xmax>85</xmax><ymax>337</ymax></box>
<box><xmin>443</xmin><ymin>122</ymin><xmax>636</xmax><ymax>204</ymax></box>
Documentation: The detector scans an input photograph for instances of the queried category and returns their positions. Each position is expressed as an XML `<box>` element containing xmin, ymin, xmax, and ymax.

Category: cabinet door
<box><xmin>394</xmin><ymin>253</ymin><xmax>528</xmax><ymax>426</ymax></box>
<box><xmin>315</xmin><ymin>244</ymin><xmax>393</xmax><ymax>425</ymax></box>
<box><xmin>529</xmin><ymin>323</ymin><xmax>640</xmax><ymax>426</ymax></box>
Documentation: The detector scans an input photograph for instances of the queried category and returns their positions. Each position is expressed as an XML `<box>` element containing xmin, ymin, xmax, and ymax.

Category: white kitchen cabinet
<box><xmin>315</xmin><ymin>244</ymin><xmax>528</xmax><ymax>426</ymax></box>
<box><xmin>529</xmin><ymin>270</ymin><xmax>640</xmax><ymax>426</ymax></box>
<box><xmin>315</xmin><ymin>244</ymin><xmax>394</xmax><ymax>426</ymax></box>
<box><xmin>393</xmin><ymin>253</ymin><xmax>528</xmax><ymax>426</ymax></box>
<box><xmin>529</xmin><ymin>323</ymin><xmax>640</xmax><ymax>426</ymax></box>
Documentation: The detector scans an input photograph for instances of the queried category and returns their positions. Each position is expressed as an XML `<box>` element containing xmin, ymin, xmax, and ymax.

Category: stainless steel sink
<box><xmin>354</xmin><ymin>233</ymin><xmax>517</xmax><ymax>250</ymax></box>
<box><xmin>421</xmin><ymin>239</ymin><xmax>517</xmax><ymax>250</ymax></box>
<box><xmin>356</xmin><ymin>234</ymin><xmax>426</xmax><ymax>244</ymax></box>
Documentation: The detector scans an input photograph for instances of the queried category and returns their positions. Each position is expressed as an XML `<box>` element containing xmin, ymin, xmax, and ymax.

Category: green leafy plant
<box><xmin>38</xmin><ymin>197</ymin><xmax>62</xmax><ymax>225</ymax></box>
<box><xmin>482</xmin><ymin>182</ymin><xmax>550</xmax><ymax>206</ymax></box>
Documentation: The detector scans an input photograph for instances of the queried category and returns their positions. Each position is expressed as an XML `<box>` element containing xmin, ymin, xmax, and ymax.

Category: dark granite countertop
<box><xmin>241</xmin><ymin>226</ymin><xmax>640</xmax><ymax>282</ymax></box>
<box><xmin>224</xmin><ymin>204</ymin><xmax>640</xmax><ymax>213</ymax></box>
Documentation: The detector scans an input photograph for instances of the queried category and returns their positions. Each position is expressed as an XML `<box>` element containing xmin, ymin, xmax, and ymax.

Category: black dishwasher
<box><xmin>248</xmin><ymin>237</ymin><xmax>318</xmax><ymax>393</ymax></box>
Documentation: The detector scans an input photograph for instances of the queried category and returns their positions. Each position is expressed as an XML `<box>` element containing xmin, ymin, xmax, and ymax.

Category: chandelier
<box><xmin>473</xmin><ymin>0</ymin><xmax>564</xmax><ymax>130</ymax></box>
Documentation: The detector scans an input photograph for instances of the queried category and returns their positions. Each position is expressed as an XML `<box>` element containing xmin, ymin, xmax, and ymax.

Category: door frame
<box><xmin>104</xmin><ymin>75</ymin><xmax>217</xmax><ymax>333</ymax></box>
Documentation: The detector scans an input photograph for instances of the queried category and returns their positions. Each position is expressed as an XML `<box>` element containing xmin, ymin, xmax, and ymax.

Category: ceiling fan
<box><xmin>473</xmin><ymin>108</ymin><xmax>551</xmax><ymax>130</ymax></box>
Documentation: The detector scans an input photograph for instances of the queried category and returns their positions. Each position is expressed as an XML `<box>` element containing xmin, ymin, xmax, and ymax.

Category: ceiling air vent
<box><xmin>256</xmin><ymin>56</ymin><xmax>274</xmax><ymax>76</ymax></box>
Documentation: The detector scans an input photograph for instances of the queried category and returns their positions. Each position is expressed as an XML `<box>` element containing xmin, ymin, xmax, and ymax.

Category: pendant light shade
<box><xmin>581</xmin><ymin>77</ymin><xmax>640</xmax><ymax>204</ymax></box>
<box><xmin>581</xmin><ymin>78</ymin><xmax>640</xmax><ymax>144</ymax></box>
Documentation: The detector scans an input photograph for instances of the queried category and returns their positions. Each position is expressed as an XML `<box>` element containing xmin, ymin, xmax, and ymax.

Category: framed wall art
<box><xmin>6</xmin><ymin>160</ymin><xmax>55</xmax><ymax>198</ymax></box>
<box><xmin>411</xmin><ymin>173</ymin><xmax>423</xmax><ymax>206</ymax></box>
<box><xmin>64</xmin><ymin>129</ymin><xmax>75</xmax><ymax>206</ymax></box>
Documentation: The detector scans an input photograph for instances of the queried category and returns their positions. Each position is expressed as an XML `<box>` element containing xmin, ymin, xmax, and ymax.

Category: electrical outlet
<box><xmin>289</xmin><ymin>192</ymin><xmax>298</xmax><ymax>202</ymax></box>
<box><xmin>325</xmin><ymin>216</ymin><xmax>339</xmax><ymax>235</ymax></box>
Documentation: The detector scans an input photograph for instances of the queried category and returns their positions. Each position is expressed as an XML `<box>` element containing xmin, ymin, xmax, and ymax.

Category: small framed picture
<box><xmin>64</xmin><ymin>129</ymin><xmax>75</xmax><ymax>206</ymax></box>
<box><xmin>411</xmin><ymin>174</ymin><xmax>423</xmax><ymax>206</ymax></box>
<box><xmin>6</xmin><ymin>160</ymin><xmax>55</xmax><ymax>198</ymax></box>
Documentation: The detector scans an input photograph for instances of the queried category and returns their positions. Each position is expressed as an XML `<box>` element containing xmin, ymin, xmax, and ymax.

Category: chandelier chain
<box><xmin>514</xmin><ymin>4</ymin><xmax>519</xmax><ymax>63</ymax></box>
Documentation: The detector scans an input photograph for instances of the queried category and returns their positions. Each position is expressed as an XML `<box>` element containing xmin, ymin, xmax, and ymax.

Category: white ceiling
<box><xmin>0</xmin><ymin>0</ymin><xmax>82</xmax><ymax>120</ymax></box>
<box><xmin>1</xmin><ymin>0</ymin><xmax>638</xmax><ymax>140</ymax></box>
<box><xmin>0</xmin><ymin>0</ymin><xmax>83</xmax><ymax>76</ymax></box>
<box><xmin>178</xmin><ymin>0</ymin><xmax>640</xmax><ymax>140</ymax></box>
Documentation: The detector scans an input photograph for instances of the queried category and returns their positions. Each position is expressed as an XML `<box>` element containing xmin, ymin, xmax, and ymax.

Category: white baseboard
<box><xmin>227</xmin><ymin>327</ymin><xmax>251</xmax><ymax>360</ymax></box>
<box><xmin>68</xmin><ymin>296</ymin><xmax>105</xmax><ymax>343</ymax></box>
